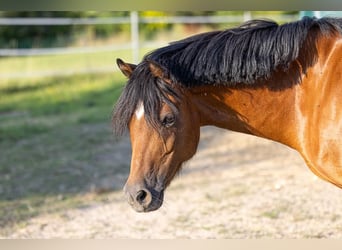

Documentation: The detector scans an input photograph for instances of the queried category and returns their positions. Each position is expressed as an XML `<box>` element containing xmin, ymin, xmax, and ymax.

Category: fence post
<box><xmin>313</xmin><ymin>11</ymin><xmax>321</xmax><ymax>18</ymax></box>
<box><xmin>130</xmin><ymin>11</ymin><xmax>139</xmax><ymax>64</ymax></box>
<box><xmin>243</xmin><ymin>11</ymin><xmax>252</xmax><ymax>22</ymax></box>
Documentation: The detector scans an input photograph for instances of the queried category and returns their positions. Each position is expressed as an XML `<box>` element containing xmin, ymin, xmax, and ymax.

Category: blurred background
<box><xmin>1</xmin><ymin>11</ymin><xmax>341</xmax><ymax>237</ymax></box>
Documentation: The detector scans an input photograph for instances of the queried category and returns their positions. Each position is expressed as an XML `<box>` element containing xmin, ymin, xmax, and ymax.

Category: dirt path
<box><xmin>6</xmin><ymin>127</ymin><xmax>342</xmax><ymax>238</ymax></box>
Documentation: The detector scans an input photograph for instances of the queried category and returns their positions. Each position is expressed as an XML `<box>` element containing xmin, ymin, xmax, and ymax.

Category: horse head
<box><xmin>114</xmin><ymin>58</ymin><xmax>201</xmax><ymax>212</ymax></box>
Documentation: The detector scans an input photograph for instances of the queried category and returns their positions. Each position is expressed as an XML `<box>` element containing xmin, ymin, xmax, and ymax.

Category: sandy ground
<box><xmin>5</xmin><ymin>126</ymin><xmax>342</xmax><ymax>238</ymax></box>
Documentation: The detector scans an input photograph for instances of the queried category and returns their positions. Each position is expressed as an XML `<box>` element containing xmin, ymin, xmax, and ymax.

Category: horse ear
<box><xmin>148</xmin><ymin>61</ymin><xmax>170</xmax><ymax>81</ymax></box>
<box><xmin>116</xmin><ymin>58</ymin><xmax>137</xmax><ymax>78</ymax></box>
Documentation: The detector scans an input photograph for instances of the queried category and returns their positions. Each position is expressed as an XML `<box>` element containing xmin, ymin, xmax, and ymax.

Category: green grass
<box><xmin>0</xmin><ymin>73</ymin><xmax>124</xmax><ymax>139</ymax></box>
<box><xmin>0</xmin><ymin>47</ymin><xmax>153</xmax><ymax>81</ymax></box>
<box><xmin>260</xmin><ymin>205</ymin><xmax>289</xmax><ymax>220</ymax></box>
<box><xmin>0</xmin><ymin>70</ymin><xmax>129</xmax><ymax>235</ymax></box>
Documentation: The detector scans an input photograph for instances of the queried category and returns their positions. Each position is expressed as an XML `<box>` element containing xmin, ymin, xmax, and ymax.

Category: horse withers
<box><xmin>112</xmin><ymin>17</ymin><xmax>342</xmax><ymax>212</ymax></box>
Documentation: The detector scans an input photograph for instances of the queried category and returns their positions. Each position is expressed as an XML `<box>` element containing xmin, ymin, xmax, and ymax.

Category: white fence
<box><xmin>0</xmin><ymin>12</ymin><xmax>299</xmax><ymax>79</ymax></box>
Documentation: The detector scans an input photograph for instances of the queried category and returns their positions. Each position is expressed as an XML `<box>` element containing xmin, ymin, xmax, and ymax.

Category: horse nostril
<box><xmin>135</xmin><ymin>189</ymin><xmax>152</xmax><ymax>205</ymax></box>
<box><xmin>136</xmin><ymin>190</ymin><xmax>147</xmax><ymax>203</ymax></box>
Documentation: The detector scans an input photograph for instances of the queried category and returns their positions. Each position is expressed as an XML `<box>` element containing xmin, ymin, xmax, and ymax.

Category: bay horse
<box><xmin>112</xmin><ymin>16</ymin><xmax>342</xmax><ymax>212</ymax></box>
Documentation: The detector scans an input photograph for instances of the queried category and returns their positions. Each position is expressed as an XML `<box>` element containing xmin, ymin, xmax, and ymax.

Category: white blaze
<box><xmin>135</xmin><ymin>102</ymin><xmax>145</xmax><ymax>120</ymax></box>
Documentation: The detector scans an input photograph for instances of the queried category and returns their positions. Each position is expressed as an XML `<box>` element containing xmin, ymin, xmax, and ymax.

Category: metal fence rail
<box><xmin>0</xmin><ymin>44</ymin><xmax>131</xmax><ymax>56</ymax></box>
<box><xmin>0</xmin><ymin>17</ymin><xmax>131</xmax><ymax>25</ymax></box>
<box><xmin>0</xmin><ymin>13</ymin><xmax>298</xmax><ymax>26</ymax></box>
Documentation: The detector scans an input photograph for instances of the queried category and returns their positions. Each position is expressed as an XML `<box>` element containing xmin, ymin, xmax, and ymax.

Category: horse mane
<box><xmin>113</xmin><ymin>16</ymin><xmax>342</xmax><ymax>135</ymax></box>
<box><xmin>145</xmin><ymin>16</ymin><xmax>342</xmax><ymax>86</ymax></box>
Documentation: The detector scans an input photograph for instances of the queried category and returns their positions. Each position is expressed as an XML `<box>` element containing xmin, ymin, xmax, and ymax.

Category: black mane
<box><xmin>113</xmin><ymin>16</ymin><xmax>342</xmax><ymax>135</ymax></box>
<box><xmin>145</xmin><ymin>16</ymin><xmax>342</xmax><ymax>86</ymax></box>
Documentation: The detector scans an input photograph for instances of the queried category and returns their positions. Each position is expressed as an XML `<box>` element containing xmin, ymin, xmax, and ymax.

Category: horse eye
<box><xmin>161</xmin><ymin>114</ymin><xmax>175</xmax><ymax>128</ymax></box>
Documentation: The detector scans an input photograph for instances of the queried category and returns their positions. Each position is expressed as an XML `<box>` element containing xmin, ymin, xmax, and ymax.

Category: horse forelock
<box><xmin>112</xmin><ymin>62</ymin><xmax>180</xmax><ymax>135</ymax></box>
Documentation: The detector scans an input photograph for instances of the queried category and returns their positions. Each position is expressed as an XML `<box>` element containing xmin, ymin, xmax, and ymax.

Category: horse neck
<box><xmin>189</xmin><ymin>83</ymin><xmax>300</xmax><ymax>149</ymax></box>
<box><xmin>186</xmin><ymin>31</ymin><xmax>342</xmax><ymax>150</ymax></box>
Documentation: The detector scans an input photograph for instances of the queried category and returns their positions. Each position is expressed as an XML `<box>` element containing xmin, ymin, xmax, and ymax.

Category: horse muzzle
<box><xmin>123</xmin><ymin>184</ymin><xmax>164</xmax><ymax>212</ymax></box>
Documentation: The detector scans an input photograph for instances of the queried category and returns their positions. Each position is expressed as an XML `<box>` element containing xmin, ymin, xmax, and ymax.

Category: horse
<box><xmin>112</xmin><ymin>16</ymin><xmax>342</xmax><ymax>212</ymax></box>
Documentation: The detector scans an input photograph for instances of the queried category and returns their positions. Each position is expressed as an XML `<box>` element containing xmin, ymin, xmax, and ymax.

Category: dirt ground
<box><xmin>6</xmin><ymin>126</ymin><xmax>342</xmax><ymax>238</ymax></box>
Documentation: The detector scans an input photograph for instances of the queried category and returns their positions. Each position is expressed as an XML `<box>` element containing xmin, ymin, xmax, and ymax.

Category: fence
<box><xmin>0</xmin><ymin>12</ymin><xmax>299</xmax><ymax>80</ymax></box>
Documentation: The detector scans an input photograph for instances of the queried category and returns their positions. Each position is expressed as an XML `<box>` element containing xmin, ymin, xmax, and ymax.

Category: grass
<box><xmin>260</xmin><ymin>205</ymin><xmax>289</xmax><ymax>220</ymax></box>
<box><xmin>0</xmin><ymin>70</ymin><xmax>129</xmax><ymax>235</ymax></box>
<box><xmin>0</xmin><ymin>73</ymin><xmax>124</xmax><ymax>139</ymax></box>
<box><xmin>0</xmin><ymin>47</ymin><xmax>155</xmax><ymax>79</ymax></box>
